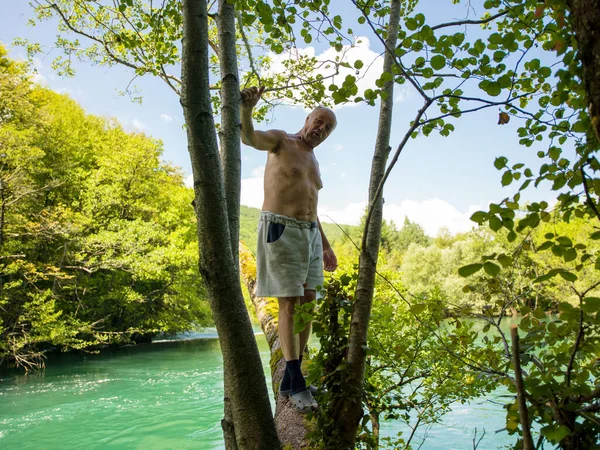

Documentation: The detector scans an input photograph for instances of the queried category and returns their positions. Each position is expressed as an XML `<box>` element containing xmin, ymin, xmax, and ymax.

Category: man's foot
<box><xmin>289</xmin><ymin>388</ymin><xmax>318</xmax><ymax>413</ymax></box>
<box><xmin>279</xmin><ymin>382</ymin><xmax>318</xmax><ymax>398</ymax></box>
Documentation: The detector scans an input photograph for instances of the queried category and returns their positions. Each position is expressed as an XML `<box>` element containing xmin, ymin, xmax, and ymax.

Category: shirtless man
<box><xmin>240</xmin><ymin>86</ymin><xmax>338</xmax><ymax>413</ymax></box>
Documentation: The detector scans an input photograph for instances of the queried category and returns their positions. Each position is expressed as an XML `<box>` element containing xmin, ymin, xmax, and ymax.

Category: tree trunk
<box><xmin>567</xmin><ymin>0</ymin><xmax>600</xmax><ymax>143</ymax></box>
<box><xmin>216</xmin><ymin>2</ymin><xmax>242</xmax><ymax>447</ymax></box>
<box><xmin>239</xmin><ymin>243</ymin><xmax>311</xmax><ymax>449</ymax></box>
<box><xmin>180</xmin><ymin>2</ymin><xmax>280</xmax><ymax>449</ymax></box>
<box><xmin>330</xmin><ymin>1</ymin><xmax>401</xmax><ymax>447</ymax></box>
<box><xmin>217</xmin><ymin>0</ymin><xmax>242</xmax><ymax>272</ymax></box>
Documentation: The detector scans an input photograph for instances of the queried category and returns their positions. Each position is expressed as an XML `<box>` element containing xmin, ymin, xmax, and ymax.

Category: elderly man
<box><xmin>240</xmin><ymin>86</ymin><xmax>338</xmax><ymax>413</ymax></box>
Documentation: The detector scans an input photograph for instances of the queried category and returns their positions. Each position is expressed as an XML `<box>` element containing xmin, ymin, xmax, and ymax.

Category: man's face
<box><xmin>303</xmin><ymin>108</ymin><xmax>337</xmax><ymax>148</ymax></box>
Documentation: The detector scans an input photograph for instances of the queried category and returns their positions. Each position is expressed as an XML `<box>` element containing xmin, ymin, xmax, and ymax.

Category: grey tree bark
<box><xmin>216</xmin><ymin>1</ymin><xmax>242</xmax><ymax>447</ymax></box>
<box><xmin>217</xmin><ymin>0</ymin><xmax>242</xmax><ymax>271</ymax></box>
<box><xmin>567</xmin><ymin>0</ymin><xmax>600</xmax><ymax>143</ymax></box>
<box><xmin>328</xmin><ymin>0</ymin><xmax>401</xmax><ymax>446</ymax></box>
<box><xmin>181</xmin><ymin>1</ymin><xmax>280</xmax><ymax>449</ymax></box>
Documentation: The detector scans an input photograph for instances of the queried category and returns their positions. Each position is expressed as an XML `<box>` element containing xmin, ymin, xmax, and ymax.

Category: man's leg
<box><xmin>298</xmin><ymin>289</ymin><xmax>316</xmax><ymax>359</ymax></box>
<box><xmin>278</xmin><ymin>296</ymin><xmax>300</xmax><ymax>361</ymax></box>
<box><xmin>279</xmin><ymin>296</ymin><xmax>307</xmax><ymax>396</ymax></box>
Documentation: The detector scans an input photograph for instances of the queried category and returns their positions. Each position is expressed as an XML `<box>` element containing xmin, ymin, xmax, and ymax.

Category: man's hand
<box><xmin>323</xmin><ymin>246</ymin><xmax>338</xmax><ymax>272</ymax></box>
<box><xmin>240</xmin><ymin>86</ymin><xmax>265</xmax><ymax>110</ymax></box>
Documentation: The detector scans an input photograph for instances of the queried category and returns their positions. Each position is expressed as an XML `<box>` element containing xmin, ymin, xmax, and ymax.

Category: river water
<box><xmin>0</xmin><ymin>331</ymin><xmax>515</xmax><ymax>449</ymax></box>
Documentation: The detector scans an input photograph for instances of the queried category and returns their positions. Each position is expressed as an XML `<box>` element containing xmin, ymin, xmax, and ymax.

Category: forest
<box><xmin>2</xmin><ymin>0</ymin><xmax>600</xmax><ymax>449</ymax></box>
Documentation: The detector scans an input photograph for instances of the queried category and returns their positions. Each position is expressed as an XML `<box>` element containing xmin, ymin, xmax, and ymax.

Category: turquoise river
<box><xmin>0</xmin><ymin>331</ymin><xmax>516</xmax><ymax>449</ymax></box>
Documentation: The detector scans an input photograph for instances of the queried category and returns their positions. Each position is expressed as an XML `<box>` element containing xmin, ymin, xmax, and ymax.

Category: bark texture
<box><xmin>329</xmin><ymin>1</ymin><xmax>401</xmax><ymax>447</ymax></box>
<box><xmin>510</xmin><ymin>326</ymin><xmax>534</xmax><ymax>450</ymax></box>
<box><xmin>239</xmin><ymin>243</ymin><xmax>311</xmax><ymax>449</ymax></box>
<box><xmin>181</xmin><ymin>2</ymin><xmax>280</xmax><ymax>449</ymax></box>
<box><xmin>567</xmin><ymin>0</ymin><xmax>600</xmax><ymax>143</ymax></box>
<box><xmin>216</xmin><ymin>2</ymin><xmax>242</xmax><ymax>447</ymax></box>
<box><xmin>217</xmin><ymin>0</ymin><xmax>242</xmax><ymax>271</ymax></box>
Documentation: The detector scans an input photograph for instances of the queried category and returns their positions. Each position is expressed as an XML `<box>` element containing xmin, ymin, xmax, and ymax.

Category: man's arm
<box><xmin>240</xmin><ymin>86</ymin><xmax>284</xmax><ymax>151</ymax></box>
<box><xmin>318</xmin><ymin>217</ymin><xmax>338</xmax><ymax>272</ymax></box>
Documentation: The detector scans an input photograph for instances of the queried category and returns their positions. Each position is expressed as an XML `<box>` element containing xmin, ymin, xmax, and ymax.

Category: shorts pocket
<box><xmin>267</xmin><ymin>222</ymin><xmax>286</xmax><ymax>243</ymax></box>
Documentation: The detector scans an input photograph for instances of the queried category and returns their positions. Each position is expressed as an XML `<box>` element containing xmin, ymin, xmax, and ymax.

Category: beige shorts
<box><xmin>256</xmin><ymin>211</ymin><xmax>324</xmax><ymax>298</ymax></box>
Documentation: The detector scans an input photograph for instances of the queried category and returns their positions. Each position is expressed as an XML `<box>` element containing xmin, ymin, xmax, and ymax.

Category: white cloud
<box><xmin>319</xmin><ymin>198</ymin><xmax>483</xmax><ymax>236</ymax></box>
<box><xmin>265</xmin><ymin>37</ymin><xmax>384</xmax><ymax>110</ymax></box>
<box><xmin>394</xmin><ymin>87</ymin><xmax>412</xmax><ymax>104</ymax></box>
<box><xmin>383</xmin><ymin>199</ymin><xmax>481</xmax><ymax>236</ymax></box>
<box><xmin>132</xmin><ymin>119</ymin><xmax>146</xmax><ymax>131</ymax></box>
<box><xmin>56</xmin><ymin>87</ymin><xmax>84</xmax><ymax>98</ymax></box>
<box><xmin>185</xmin><ymin>174</ymin><xmax>194</xmax><ymax>188</ymax></box>
<box><xmin>241</xmin><ymin>174</ymin><xmax>264</xmax><ymax>209</ymax></box>
<box><xmin>160</xmin><ymin>113</ymin><xmax>173</xmax><ymax>122</ymax></box>
<box><xmin>319</xmin><ymin>201</ymin><xmax>368</xmax><ymax>227</ymax></box>
<box><xmin>30</xmin><ymin>72</ymin><xmax>47</xmax><ymax>85</ymax></box>
<box><xmin>333</xmin><ymin>144</ymin><xmax>344</xmax><ymax>151</ymax></box>
<box><xmin>30</xmin><ymin>57</ymin><xmax>47</xmax><ymax>85</ymax></box>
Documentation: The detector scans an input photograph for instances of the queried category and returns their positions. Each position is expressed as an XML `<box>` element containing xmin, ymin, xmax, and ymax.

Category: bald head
<box><xmin>302</xmin><ymin>106</ymin><xmax>337</xmax><ymax>148</ymax></box>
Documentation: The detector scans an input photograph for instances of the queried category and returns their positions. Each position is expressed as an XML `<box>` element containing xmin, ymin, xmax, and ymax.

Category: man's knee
<box><xmin>278</xmin><ymin>297</ymin><xmax>299</xmax><ymax>316</ymax></box>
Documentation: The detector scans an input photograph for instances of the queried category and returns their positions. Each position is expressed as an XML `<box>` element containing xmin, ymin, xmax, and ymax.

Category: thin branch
<box><xmin>236</xmin><ymin>10</ymin><xmax>261</xmax><ymax>88</ymax></box>
<box><xmin>361</xmin><ymin>98</ymin><xmax>433</xmax><ymax>251</ymax></box>
<box><xmin>566</xmin><ymin>294</ymin><xmax>585</xmax><ymax>387</ymax></box>
<box><xmin>511</xmin><ymin>325</ymin><xmax>534</xmax><ymax>450</ymax></box>
<box><xmin>431</xmin><ymin>10</ymin><xmax>509</xmax><ymax>31</ymax></box>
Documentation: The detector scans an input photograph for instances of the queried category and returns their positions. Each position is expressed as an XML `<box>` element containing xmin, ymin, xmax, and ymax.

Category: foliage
<box><xmin>17</xmin><ymin>0</ymin><xmax>600</xmax><ymax>447</ymax></box>
<box><xmin>307</xmin><ymin>265</ymin><xmax>493</xmax><ymax>449</ymax></box>
<box><xmin>0</xmin><ymin>47</ymin><xmax>210</xmax><ymax>370</ymax></box>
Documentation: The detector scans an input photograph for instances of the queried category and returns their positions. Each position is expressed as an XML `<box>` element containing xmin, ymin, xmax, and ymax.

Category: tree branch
<box><xmin>431</xmin><ymin>10</ymin><xmax>509</xmax><ymax>31</ymax></box>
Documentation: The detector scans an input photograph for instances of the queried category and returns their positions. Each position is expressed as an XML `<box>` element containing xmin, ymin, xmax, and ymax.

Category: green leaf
<box><xmin>483</xmin><ymin>262</ymin><xmax>501</xmax><ymax>276</ymax></box>
<box><xmin>501</xmin><ymin>171</ymin><xmax>513</xmax><ymax>186</ymax></box>
<box><xmin>381</xmin><ymin>71</ymin><xmax>393</xmax><ymax>83</ymax></box>
<box><xmin>354</xmin><ymin>60</ymin><xmax>364</xmax><ymax>70</ymax></box>
<box><xmin>541</xmin><ymin>425</ymin><xmax>571</xmax><ymax>444</ymax></box>
<box><xmin>340</xmin><ymin>274</ymin><xmax>352</xmax><ymax>286</ymax></box>
<box><xmin>563</xmin><ymin>248</ymin><xmax>577</xmax><ymax>262</ymax></box>
<box><xmin>486</xmin><ymin>82</ymin><xmax>501</xmax><ymax>97</ymax></box>
<box><xmin>430</xmin><ymin>55</ymin><xmax>446</xmax><ymax>70</ymax></box>
<box><xmin>458</xmin><ymin>263</ymin><xmax>483</xmax><ymax>277</ymax></box>
<box><xmin>470</xmin><ymin>211</ymin><xmax>487</xmax><ymax>224</ymax></box>
<box><xmin>410</xmin><ymin>303</ymin><xmax>427</xmax><ymax>314</ymax></box>
<box><xmin>556</xmin><ymin>236</ymin><xmax>573</xmax><ymax>247</ymax></box>
<box><xmin>489</xmin><ymin>215</ymin><xmax>502</xmax><ymax>231</ymax></box>
<box><xmin>498</xmin><ymin>254</ymin><xmax>512</xmax><ymax>268</ymax></box>
<box><xmin>494</xmin><ymin>157</ymin><xmax>508</xmax><ymax>170</ymax></box>
<box><xmin>406</xmin><ymin>18</ymin><xmax>418</xmax><ymax>30</ymax></box>
<box><xmin>559</xmin><ymin>270</ymin><xmax>577</xmax><ymax>282</ymax></box>
<box><xmin>582</xmin><ymin>297</ymin><xmax>600</xmax><ymax>313</ymax></box>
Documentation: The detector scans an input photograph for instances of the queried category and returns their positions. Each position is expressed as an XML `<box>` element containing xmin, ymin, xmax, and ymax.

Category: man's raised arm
<box><xmin>240</xmin><ymin>86</ymin><xmax>284</xmax><ymax>151</ymax></box>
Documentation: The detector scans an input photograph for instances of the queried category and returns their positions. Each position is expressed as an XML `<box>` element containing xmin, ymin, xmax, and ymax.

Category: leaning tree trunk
<box><xmin>181</xmin><ymin>1</ymin><xmax>280</xmax><ymax>449</ymax></box>
<box><xmin>329</xmin><ymin>0</ymin><xmax>401</xmax><ymax>447</ymax></box>
<box><xmin>567</xmin><ymin>0</ymin><xmax>600</xmax><ymax>143</ymax></box>
<box><xmin>239</xmin><ymin>243</ymin><xmax>312</xmax><ymax>449</ymax></box>
<box><xmin>216</xmin><ymin>1</ymin><xmax>242</xmax><ymax>447</ymax></box>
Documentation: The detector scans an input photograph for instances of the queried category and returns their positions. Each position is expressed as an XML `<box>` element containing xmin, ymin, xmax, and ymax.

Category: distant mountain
<box><xmin>240</xmin><ymin>205</ymin><xmax>355</xmax><ymax>254</ymax></box>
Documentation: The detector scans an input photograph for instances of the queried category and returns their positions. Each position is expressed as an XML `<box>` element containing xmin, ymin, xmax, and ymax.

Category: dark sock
<box><xmin>286</xmin><ymin>359</ymin><xmax>307</xmax><ymax>395</ymax></box>
<box><xmin>281</xmin><ymin>354</ymin><xmax>304</xmax><ymax>392</ymax></box>
<box><xmin>280</xmin><ymin>365</ymin><xmax>290</xmax><ymax>392</ymax></box>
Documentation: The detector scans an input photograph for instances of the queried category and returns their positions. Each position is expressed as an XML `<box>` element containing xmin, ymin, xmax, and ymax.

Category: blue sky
<box><xmin>1</xmin><ymin>1</ymin><xmax>558</xmax><ymax>236</ymax></box>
